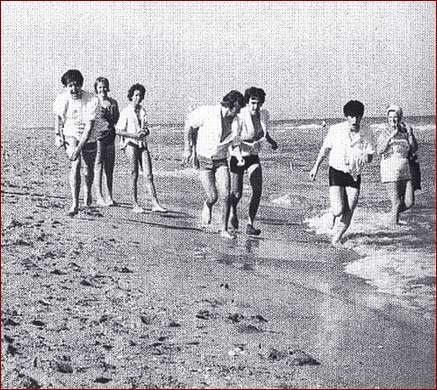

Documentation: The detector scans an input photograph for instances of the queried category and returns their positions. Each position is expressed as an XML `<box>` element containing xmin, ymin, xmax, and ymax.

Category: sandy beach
<box><xmin>1</xmin><ymin>123</ymin><xmax>435</xmax><ymax>389</ymax></box>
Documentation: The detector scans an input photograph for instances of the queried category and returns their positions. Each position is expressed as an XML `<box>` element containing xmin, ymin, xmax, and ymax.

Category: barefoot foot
<box><xmin>132</xmin><ymin>206</ymin><xmax>145</xmax><ymax>214</ymax></box>
<box><xmin>152</xmin><ymin>203</ymin><xmax>168</xmax><ymax>213</ymax></box>
<box><xmin>327</xmin><ymin>213</ymin><xmax>336</xmax><ymax>229</ymax></box>
<box><xmin>106</xmin><ymin>199</ymin><xmax>118</xmax><ymax>207</ymax></box>
<box><xmin>220</xmin><ymin>230</ymin><xmax>236</xmax><ymax>239</ymax></box>
<box><xmin>67</xmin><ymin>205</ymin><xmax>79</xmax><ymax>217</ymax></box>
<box><xmin>201</xmin><ymin>202</ymin><xmax>212</xmax><ymax>226</ymax></box>
<box><xmin>96</xmin><ymin>198</ymin><xmax>108</xmax><ymax>207</ymax></box>
<box><xmin>229</xmin><ymin>215</ymin><xmax>239</xmax><ymax>230</ymax></box>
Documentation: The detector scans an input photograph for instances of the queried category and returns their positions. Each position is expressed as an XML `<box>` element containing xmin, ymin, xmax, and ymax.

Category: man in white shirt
<box><xmin>310</xmin><ymin>100</ymin><xmax>374</xmax><ymax>246</ymax></box>
<box><xmin>183</xmin><ymin>90</ymin><xmax>245</xmax><ymax>239</ymax></box>
<box><xmin>53</xmin><ymin>69</ymin><xmax>98</xmax><ymax>216</ymax></box>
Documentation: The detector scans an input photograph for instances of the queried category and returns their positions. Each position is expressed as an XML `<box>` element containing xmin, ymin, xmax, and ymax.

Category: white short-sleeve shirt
<box><xmin>322</xmin><ymin>121</ymin><xmax>375</xmax><ymax>176</ymax></box>
<box><xmin>53</xmin><ymin>90</ymin><xmax>99</xmax><ymax>141</ymax></box>
<box><xmin>186</xmin><ymin>105</ymin><xmax>242</xmax><ymax>159</ymax></box>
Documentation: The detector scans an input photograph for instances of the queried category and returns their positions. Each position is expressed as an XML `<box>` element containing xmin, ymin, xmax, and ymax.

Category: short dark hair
<box><xmin>244</xmin><ymin>87</ymin><xmax>266</xmax><ymax>104</ymax></box>
<box><xmin>94</xmin><ymin>77</ymin><xmax>110</xmax><ymax>93</ymax></box>
<box><xmin>61</xmin><ymin>69</ymin><xmax>84</xmax><ymax>87</ymax></box>
<box><xmin>343</xmin><ymin>100</ymin><xmax>365</xmax><ymax>117</ymax></box>
<box><xmin>221</xmin><ymin>90</ymin><xmax>245</xmax><ymax>109</ymax></box>
<box><xmin>127</xmin><ymin>83</ymin><xmax>146</xmax><ymax>101</ymax></box>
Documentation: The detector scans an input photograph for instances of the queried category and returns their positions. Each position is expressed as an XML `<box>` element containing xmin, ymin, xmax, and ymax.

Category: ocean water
<box><xmin>8</xmin><ymin>115</ymin><xmax>434</xmax><ymax>318</ymax></box>
<box><xmin>267</xmin><ymin>116</ymin><xmax>436</xmax><ymax>317</ymax></box>
<box><xmin>149</xmin><ymin>115</ymin><xmax>435</xmax><ymax>318</ymax></box>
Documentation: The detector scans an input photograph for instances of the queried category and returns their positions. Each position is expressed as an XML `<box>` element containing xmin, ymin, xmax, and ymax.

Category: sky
<box><xmin>1</xmin><ymin>1</ymin><xmax>435</xmax><ymax>128</ymax></box>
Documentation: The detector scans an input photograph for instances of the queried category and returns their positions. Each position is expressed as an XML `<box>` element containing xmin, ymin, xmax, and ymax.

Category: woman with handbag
<box><xmin>376</xmin><ymin>104</ymin><xmax>419</xmax><ymax>225</ymax></box>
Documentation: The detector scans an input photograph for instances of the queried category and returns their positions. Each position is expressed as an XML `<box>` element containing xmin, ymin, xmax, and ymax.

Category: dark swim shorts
<box><xmin>82</xmin><ymin>141</ymin><xmax>97</xmax><ymax>153</ymax></box>
<box><xmin>329</xmin><ymin>166</ymin><xmax>361</xmax><ymax>189</ymax></box>
<box><xmin>229</xmin><ymin>154</ymin><xmax>260</xmax><ymax>174</ymax></box>
<box><xmin>97</xmin><ymin>126</ymin><xmax>116</xmax><ymax>146</ymax></box>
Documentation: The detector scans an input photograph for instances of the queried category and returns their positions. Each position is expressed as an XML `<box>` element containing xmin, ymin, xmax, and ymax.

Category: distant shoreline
<box><xmin>7</xmin><ymin>115</ymin><xmax>436</xmax><ymax>132</ymax></box>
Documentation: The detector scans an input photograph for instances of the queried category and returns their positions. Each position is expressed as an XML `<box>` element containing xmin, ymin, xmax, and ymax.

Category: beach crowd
<box><xmin>53</xmin><ymin>69</ymin><xmax>420</xmax><ymax>246</ymax></box>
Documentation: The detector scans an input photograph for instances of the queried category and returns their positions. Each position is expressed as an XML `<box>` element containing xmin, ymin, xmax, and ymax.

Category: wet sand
<box><xmin>1</xmin><ymin>128</ymin><xmax>435</xmax><ymax>388</ymax></box>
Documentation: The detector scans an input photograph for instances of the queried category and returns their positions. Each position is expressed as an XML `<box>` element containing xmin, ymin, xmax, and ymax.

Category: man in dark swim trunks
<box><xmin>229</xmin><ymin>87</ymin><xmax>278</xmax><ymax>236</ymax></box>
<box><xmin>310</xmin><ymin>100</ymin><xmax>375</xmax><ymax>246</ymax></box>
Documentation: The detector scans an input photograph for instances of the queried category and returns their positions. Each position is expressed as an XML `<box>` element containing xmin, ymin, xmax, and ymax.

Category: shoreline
<box><xmin>2</xmin><ymin>188</ymin><xmax>435</xmax><ymax>388</ymax></box>
<box><xmin>2</xmin><ymin>126</ymin><xmax>435</xmax><ymax>388</ymax></box>
<box><xmin>9</xmin><ymin>114</ymin><xmax>437</xmax><ymax>133</ymax></box>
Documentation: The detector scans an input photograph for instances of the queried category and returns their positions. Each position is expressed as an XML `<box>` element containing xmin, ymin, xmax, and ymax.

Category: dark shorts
<box><xmin>97</xmin><ymin>127</ymin><xmax>116</xmax><ymax>146</ymax></box>
<box><xmin>198</xmin><ymin>156</ymin><xmax>228</xmax><ymax>171</ymax></box>
<box><xmin>329</xmin><ymin>166</ymin><xmax>361</xmax><ymax>189</ymax></box>
<box><xmin>98</xmin><ymin>133</ymin><xmax>116</xmax><ymax>146</ymax></box>
<box><xmin>229</xmin><ymin>154</ymin><xmax>260</xmax><ymax>174</ymax></box>
<box><xmin>82</xmin><ymin>142</ymin><xmax>97</xmax><ymax>153</ymax></box>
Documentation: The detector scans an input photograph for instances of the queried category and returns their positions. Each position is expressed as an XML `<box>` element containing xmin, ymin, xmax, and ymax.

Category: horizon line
<box><xmin>9</xmin><ymin>114</ymin><xmax>436</xmax><ymax>132</ymax></box>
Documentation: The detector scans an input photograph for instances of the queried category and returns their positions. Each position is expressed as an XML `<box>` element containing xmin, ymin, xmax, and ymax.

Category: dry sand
<box><xmin>1</xmin><ymin>128</ymin><xmax>435</xmax><ymax>388</ymax></box>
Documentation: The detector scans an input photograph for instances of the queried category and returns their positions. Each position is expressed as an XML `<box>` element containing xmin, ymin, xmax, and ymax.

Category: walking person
<box><xmin>310</xmin><ymin>100</ymin><xmax>375</xmax><ymax>246</ymax></box>
<box><xmin>182</xmin><ymin>90</ymin><xmax>245</xmax><ymax>239</ymax></box>
<box><xmin>376</xmin><ymin>104</ymin><xmax>419</xmax><ymax>225</ymax></box>
<box><xmin>229</xmin><ymin>87</ymin><xmax>278</xmax><ymax>236</ymax></box>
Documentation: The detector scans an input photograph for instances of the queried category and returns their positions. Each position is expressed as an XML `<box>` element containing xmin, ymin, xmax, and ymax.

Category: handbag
<box><xmin>408</xmin><ymin>151</ymin><xmax>422</xmax><ymax>191</ymax></box>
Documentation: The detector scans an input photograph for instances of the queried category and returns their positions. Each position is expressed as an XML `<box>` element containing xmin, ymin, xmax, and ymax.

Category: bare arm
<box><xmin>183</xmin><ymin>122</ymin><xmax>196</xmax><ymax>163</ymax></box>
<box><xmin>310</xmin><ymin>145</ymin><xmax>330</xmax><ymax>181</ymax></box>
<box><xmin>115</xmin><ymin>131</ymin><xmax>144</xmax><ymax>140</ymax></box>
<box><xmin>140</xmin><ymin>111</ymin><xmax>150</xmax><ymax>136</ymax></box>
<box><xmin>112</xmin><ymin>101</ymin><xmax>120</xmax><ymax>125</ymax></box>
<box><xmin>265</xmin><ymin>131</ymin><xmax>278</xmax><ymax>150</ymax></box>
<box><xmin>406</xmin><ymin>125</ymin><xmax>418</xmax><ymax>154</ymax></box>
<box><xmin>377</xmin><ymin>130</ymin><xmax>397</xmax><ymax>155</ymax></box>
<box><xmin>54</xmin><ymin>115</ymin><xmax>65</xmax><ymax>148</ymax></box>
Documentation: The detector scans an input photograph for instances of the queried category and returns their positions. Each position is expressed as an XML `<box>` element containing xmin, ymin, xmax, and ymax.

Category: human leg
<box><xmin>104</xmin><ymin>142</ymin><xmax>116</xmax><ymax>205</ymax></box>
<box><xmin>331</xmin><ymin>186</ymin><xmax>360</xmax><ymax>245</ymax></box>
<box><xmin>216</xmin><ymin>165</ymin><xmax>234</xmax><ymax>238</ymax></box>
<box><xmin>82</xmin><ymin>144</ymin><xmax>97</xmax><ymax>207</ymax></box>
<box><xmin>385</xmin><ymin>181</ymin><xmax>406</xmax><ymax>224</ymax></box>
<box><xmin>65</xmin><ymin>139</ymin><xmax>81</xmax><ymax>215</ymax></box>
<box><xmin>94</xmin><ymin>140</ymin><xmax>107</xmax><ymax>206</ymax></box>
<box><xmin>329</xmin><ymin>185</ymin><xmax>346</xmax><ymax>216</ymax></box>
<box><xmin>141</xmin><ymin>148</ymin><xmax>166</xmax><ymax>212</ymax></box>
<box><xmin>229</xmin><ymin>170</ymin><xmax>243</xmax><ymax>229</ymax></box>
<box><xmin>247</xmin><ymin>163</ymin><xmax>262</xmax><ymax>233</ymax></box>
<box><xmin>199</xmin><ymin>169</ymin><xmax>218</xmax><ymax>225</ymax></box>
<box><xmin>328</xmin><ymin>168</ymin><xmax>361</xmax><ymax>230</ymax></box>
<box><xmin>125</xmin><ymin>144</ymin><xmax>142</xmax><ymax>212</ymax></box>
<box><xmin>400</xmin><ymin>179</ymin><xmax>414</xmax><ymax>212</ymax></box>
<box><xmin>68</xmin><ymin>158</ymin><xmax>81</xmax><ymax>215</ymax></box>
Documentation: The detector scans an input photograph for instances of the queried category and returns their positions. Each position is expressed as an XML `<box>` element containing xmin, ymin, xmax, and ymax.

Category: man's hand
<box><xmin>269</xmin><ymin>139</ymin><xmax>278</xmax><ymax>150</ymax></box>
<box><xmin>231</xmin><ymin>136</ymin><xmax>242</xmax><ymax>148</ymax></box>
<box><xmin>55</xmin><ymin>135</ymin><xmax>65</xmax><ymax>149</ymax></box>
<box><xmin>182</xmin><ymin>147</ymin><xmax>192</xmax><ymax>165</ymax></box>
<box><xmin>252</xmin><ymin>141</ymin><xmax>261</xmax><ymax>153</ymax></box>
<box><xmin>69</xmin><ymin>147</ymin><xmax>80</xmax><ymax>161</ymax></box>
<box><xmin>309</xmin><ymin>165</ymin><xmax>318</xmax><ymax>181</ymax></box>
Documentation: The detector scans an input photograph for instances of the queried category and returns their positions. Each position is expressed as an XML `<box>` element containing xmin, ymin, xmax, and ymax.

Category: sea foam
<box><xmin>304</xmin><ymin>208</ymin><xmax>436</xmax><ymax>315</ymax></box>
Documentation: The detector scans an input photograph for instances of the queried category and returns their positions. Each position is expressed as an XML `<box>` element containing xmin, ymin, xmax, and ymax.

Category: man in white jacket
<box><xmin>183</xmin><ymin>90</ymin><xmax>245</xmax><ymax>239</ymax></box>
